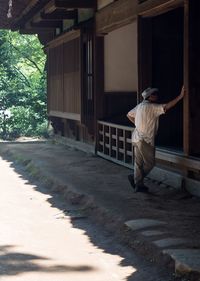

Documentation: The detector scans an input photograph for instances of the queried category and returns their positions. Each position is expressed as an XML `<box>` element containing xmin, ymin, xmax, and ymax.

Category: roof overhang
<box><xmin>0</xmin><ymin>0</ymin><xmax>95</xmax><ymax>35</ymax></box>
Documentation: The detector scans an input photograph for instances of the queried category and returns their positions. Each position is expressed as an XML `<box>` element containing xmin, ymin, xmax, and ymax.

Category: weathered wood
<box><xmin>63</xmin><ymin>37</ymin><xmax>81</xmax><ymax>114</ymax></box>
<box><xmin>49</xmin><ymin>111</ymin><xmax>81</xmax><ymax>121</ymax></box>
<box><xmin>41</xmin><ymin>10</ymin><xmax>78</xmax><ymax>20</ymax></box>
<box><xmin>19</xmin><ymin>28</ymin><xmax>53</xmax><ymax>34</ymax></box>
<box><xmin>138</xmin><ymin>16</ymin><xmax>152</xmax><ymax>97</ymax></box>
<box><xmin>94</xmin><ymin>35</ymin><xmax>104</xmax><ymax>152</ymax></box>
<box><xmin>96</xmin><ymin>0</ymin><xmax>137</xmax><ymax>34</ymax></box>
<box><xmin>187</xmin><ymin>0</ymin><xmax>200</xmax><ymax>157</ymax></box>
<box><xmin>45</xmin><ymin>0</ymin><xmax>95</xmax><ymax>14</ymax></box>
<box><xmin>97</xmin><ymin>121</ymin><xmax>134</xmax><ymax>166</ymax></box>
<box><xmin>156</xmin><ymin>149</ymin><xmax>200</xmax><ymax>172</ymax></box>
<box><xmin>138</xmin><ymin>0</ymin><xmax>184</xmax><ymax>17</ymax></box>
<box><xmin>183</xmin><ymin>0</ymin><xmax>189</xmax><ymax>155</ymax></box>
<box><xmin>12</xmin><ymin>0</ymin><xmax>50</xmax><ymax>30</ymax></box>
<box><xmin>48</xmin><ymin>44</ymin><xmax>64</xmax><ymax>112</ymax></box>
<box><xmin>47</xmin><ymin>33</ymin><xmax>81</xmax><ymax>119</ymax></box>
<box><xmin>46</xmin><ymin>29</ymin><xmax>80</xmax><ymax>49</ymax></box>
<box><xmin>31</xmin><ymin>20</ymin><xmax>63</xmax><ymax>28</ymax></box>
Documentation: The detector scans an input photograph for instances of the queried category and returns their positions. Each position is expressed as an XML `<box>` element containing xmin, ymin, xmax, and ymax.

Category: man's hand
<box><xmin>164</xmin><ymin>85</ymin><xmax>185</xmax><ymax>112</ymax></box>
<box><xmin>179</xmin><ymin>85</ymin><xmax>186</xmax><ymax>99</ymax></box>
<box><xmin>127</xmin><ymin>114</ymin><xmax>135</xmax><ymax>125</ymax></box>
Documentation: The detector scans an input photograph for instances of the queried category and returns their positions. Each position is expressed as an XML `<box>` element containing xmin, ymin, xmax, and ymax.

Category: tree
<box><xmin>0</xmin><ymin>30</ymin><xmax>47</xmax><ymax>139</ymax></box>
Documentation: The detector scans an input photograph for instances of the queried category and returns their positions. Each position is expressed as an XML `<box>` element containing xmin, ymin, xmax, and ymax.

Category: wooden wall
<box><xmin>48</xmin><ymin>44</ymin><xmax>64</xmax><ymax>112</ymax></box>
<box><xmin>63</xmin><ymin>38</ymin><xmax>81</xmax><ymax>114</ymax></box>
<box><xmin>47</xmin><ymin>31</ymin><xmax>81</xmax><ymax>121</ymax></box>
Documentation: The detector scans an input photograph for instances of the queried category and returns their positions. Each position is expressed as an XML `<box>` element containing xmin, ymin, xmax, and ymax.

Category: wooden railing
<box><xmin>97</xmin><ymin>121</ymin><xmax>134</xmax><ymax>168</ymax></box>
<box><xmin>97</xmin><ymin>121</ymin><xmax>200</xmax><ymax>178</ymax></box>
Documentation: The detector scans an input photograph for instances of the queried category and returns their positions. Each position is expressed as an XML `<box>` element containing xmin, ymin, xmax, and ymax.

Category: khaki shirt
<box><xmin>127</xmin><ymin>100</ymin><xmax>165</xmax><ymax>146</ymax></box>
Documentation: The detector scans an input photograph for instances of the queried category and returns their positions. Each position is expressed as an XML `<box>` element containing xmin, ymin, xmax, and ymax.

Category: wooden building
<box><xmin>1</xmin><ymin>0</ymin><xmax>200</xmax><ymax>190</ymax></box>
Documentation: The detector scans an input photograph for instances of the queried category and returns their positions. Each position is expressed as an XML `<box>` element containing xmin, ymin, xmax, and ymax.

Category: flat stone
<box><xmin>185</xmin><ymin>178</ymin><xmax>200</xmax><ymax>198</ymax></box>
<box><xmin>148</xmin><ymin>167</ymin><xmax>183</xmax><ymax>189</ymax></box>
<box><xmin>163</xmin><ymin>249</ymin><xmax>200</xmax><ymax>274</ymax></box>
<box><xmin>141</xmin><ymin>230</ymin><xmax>164</xmax><ymax>237</ymax></box>
<box><xmin>125</xmin><ymin>219</ymin><xmax>166</xmax><ymax>231</ymax></box>
<box><xmin>153</xmin><ymin>238</ymin><xmax>187</xmax><ymax>248</ymax></box>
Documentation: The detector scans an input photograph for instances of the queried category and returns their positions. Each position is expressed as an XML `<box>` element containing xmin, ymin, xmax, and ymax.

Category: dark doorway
<box><xmin>151</xmin><ymin>8</ymin><xmax>184</xmax><ymax>151</ymax></box>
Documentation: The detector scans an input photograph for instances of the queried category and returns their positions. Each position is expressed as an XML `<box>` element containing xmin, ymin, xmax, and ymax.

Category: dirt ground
<box><xmin>0</xmin><ymin>139</ymin><xmax>200</xmax><ymax>278</ymax></box>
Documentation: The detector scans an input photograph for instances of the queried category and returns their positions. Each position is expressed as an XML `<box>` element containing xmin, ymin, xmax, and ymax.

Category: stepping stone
<box><xmin>141</xmin><ymin>230</ymin><xmax>164</xmax><ymax>237</ymax></box>
<box><xmin>153</xmin><ymin>238</ymin><xmax>187</xmax><ymax>248</ymax></box>
<box><xmin>163</xmin><ymin>249</ymin><xmax>200</xmax><ymax>275</ymax></box>
<box><xmin>125</xmin><ymin>219</ymin><xmax>166</xmax><ymax>231</ymax></box>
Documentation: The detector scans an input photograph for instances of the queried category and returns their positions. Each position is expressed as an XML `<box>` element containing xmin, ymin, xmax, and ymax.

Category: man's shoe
<box><xmin>136</xmin><ymin>185</ymin><xmax>149</xmax><ymax>193</ymax></box>
<box><xmin>128</xmin><ymin>174</ymin><xmax>136</xmax><ymax>190</ymax></box>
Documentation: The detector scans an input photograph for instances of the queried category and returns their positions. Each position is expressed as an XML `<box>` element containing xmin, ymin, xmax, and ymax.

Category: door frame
<box><xmin>137</xmin><ymin>0</ymin><xmax>189</xmax><ymax>155</ymax></box>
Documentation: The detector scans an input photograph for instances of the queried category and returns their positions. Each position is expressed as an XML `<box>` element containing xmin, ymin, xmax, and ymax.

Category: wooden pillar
<box><xmin>94</xmin><ymin>35</ymin><xmax>104</xmax><ymax>153</ymax></box>
<box><xmin>183</xmin><ymin>0</ymin><xmax>189</xmax><ymax>156</ymax></box>
<box><xmin>137</xmin><ymin>16</ymin><xmax>152</xmax><ymax>101</ymax></box>
<box><xmin>188</xmin><ymin>0</ymin><xmax>200</xmax><ymax>157</ymax></box>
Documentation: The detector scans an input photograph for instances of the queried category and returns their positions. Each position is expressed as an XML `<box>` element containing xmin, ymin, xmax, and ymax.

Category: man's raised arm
<box><xmin>164</xmin><ymin>86</ymin><xmax>185</xmax><ymax>112</ymax></box>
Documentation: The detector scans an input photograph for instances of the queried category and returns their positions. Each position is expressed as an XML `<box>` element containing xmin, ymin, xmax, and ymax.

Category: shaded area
<box><xmin>0</xmin><ymin>245</ymin><xmax>94</xmax><ymax>276</ymax></box>
<box><xmin>0</xmin><ymin>141</ymin><xmax>199</xmax><ymax>280</ymax></box>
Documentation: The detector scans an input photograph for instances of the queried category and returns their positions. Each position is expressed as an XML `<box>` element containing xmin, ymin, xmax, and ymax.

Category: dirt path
<box><xmin>0</xmin><ymin>155</ymin><xmax>178</xmax><ymax>281</ymax></box>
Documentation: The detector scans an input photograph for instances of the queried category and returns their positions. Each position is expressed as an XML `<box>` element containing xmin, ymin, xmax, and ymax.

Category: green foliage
<box><xmin>0</xmin><ymin>29</ymin><xmax>47</xmax><ymax>139</ymax></box>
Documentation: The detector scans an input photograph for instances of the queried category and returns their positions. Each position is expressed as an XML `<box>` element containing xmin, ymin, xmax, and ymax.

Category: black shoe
<box><xmin>128</xmin><ymin>174</ymin><xmax>136</xmax><ymax>190</ymax></box>
<box><xmin>136</xmin><ymin>185</ymin><xmax>149</xmax><ymax>193</ymax></box>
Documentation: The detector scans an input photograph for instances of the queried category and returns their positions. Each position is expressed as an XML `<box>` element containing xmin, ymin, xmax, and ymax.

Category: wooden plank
<box><xmin>156</xmin><ymin>149</ymin><xmax>200</xmax><ymax>171</ymax></box>
<box><xmin>96</xmin><ymin>0</ymin><xmax>137</xmax><ymax>34</ymax></box>
<box><xmin>187</xmin><ymin>0</ymin><xmax>200</xmax><ymax>157</ymax></box>
<box><xmin>33</xmin><ymin>10</ymin><xmax>77</xmax><ymax>22</ymax></box>
<box><xmin>94</xmin><ymin>36</ymin><xmax>104</xmax><ymax>153</ymax></box>
<box><xmin>48</xmin><ymin>44</ymin><xmax>64</xmax><ymax>112</ymax></box>
<box><xmin>126</xmin><ymin>151</ymin><xmax>133</xmax><ymax>156</ymax></box>
<box><xmin>46</xmin><ymin>29</ymin><xmax>80</xmax><ymax>49</ymax></box>
<box><xmin>45</xmin><ymin>0</ymin><xmax>95</xmax><ymax>13</ymax></box>
<box><xmin>98</xmin><ymin>120</ymin><xmax>134</xmax><ymax>131</ymax></box>
<box><xmin>20</xmin><ymin>28</ymin><xmax>53</xmax><ymax>34</ymax></box>
<box><xmin>138</xmin><ymin>16</ymin><xmax>152</xmax><ymax>95</ymax></box>
<box><xmin>183</xmin><ymin>0</ymin><xmax>189</xmax><ymax>155</ymax></box>
<box><xmin>126</xmin><ymin>138</ymin><xmax>132</xmax><ymax>143</ymax></box>
<box><xmin>12</xmin><ymin>0</ymin><xmax>51</xmax><ymax>30</ymax></box>
<box><xmin>49</xmin><ymin>110</ymin><xmax>81</xmax><ymax>121</ymax></box>
<box><xmin>31</xmin><ymin>20</ymin><xmax>63</xmax><ymax>28</ymax></box>
<box><xmin>138</xmin><ymin>0</ymin><xmax>184</xmax><ymax>17</ymax></box>
<box><xmin>97</xmin><ymin>152</ymin><xmax>133</xmax><ymax>169</ymax></box>
<box><xmin>41</xmin><ymin>10</ymin><xmax>77</xmax><ymax>20</ymax></box>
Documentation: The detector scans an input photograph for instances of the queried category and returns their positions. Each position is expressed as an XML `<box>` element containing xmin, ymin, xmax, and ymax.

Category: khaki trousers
<box><xmin>133</xmin><ymin>140</ymin><xmax>155</xmax><ymax>187</ymax></box>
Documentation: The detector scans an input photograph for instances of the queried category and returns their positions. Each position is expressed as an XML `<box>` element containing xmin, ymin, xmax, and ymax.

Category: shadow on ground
<box><xmin>0</xmin><ymin>245</ymin><xmax>94</xmax><ymax>276</ymax></box>
<box><xmin>0</xmin><ymin>142</ymin><xmax>192</xmax><ymax>281</ymax></box>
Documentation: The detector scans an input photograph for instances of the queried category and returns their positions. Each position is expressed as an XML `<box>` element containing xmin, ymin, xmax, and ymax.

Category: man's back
<box><xmin>130</xmin><ymin>100</ymin><xmax>165</xmax><ymax>145</ymax></box>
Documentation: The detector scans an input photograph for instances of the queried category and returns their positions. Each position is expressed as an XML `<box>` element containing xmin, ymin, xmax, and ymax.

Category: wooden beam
<box><xmin>31</xmin><ymin>20</ymin><xmax>63</xmax><ymax>28</ymax></box>
<box><xmin>156</xmin><ymin>149</ymin><xmax>200</xmax><ymax>172</ymax></box>
<box><xmin>32</xmin><ymin>10</ymin><xmax>77</xmax><ymax>23</ymax></box>
<box><xmin>46</xmin><ymin>29</ymin><xmax>80</xmax><ymax>49</ymax></box>
<box><xmin>183</xmin><ymin>0</ymin><xmax>189</xmax><ymax>155</ymax></box>
<box><xmin>96</xmin><ymin>0</ymin><xmax>137</xmax><ymax>35</ymax></box>
<box><xmin>49</xmin><ymin>111</ymin><xmax>81</xmax><ymax>121</ymax></box>
<box><xmin>41</xmin><ymin>10</ymin><xmax>78</xmax><ymax>20</ymax></box>
<box><xmin>44</xmin><ymin>0</ymin><xmax>95</xmax><ymax>14</ymax></box>
<box><xmin>137</xmin><ymin>0</ymin><xmax>184</xmax><ymax>17</ymax></box>
<box><xmin>19</xmin><ymin>28</ymin><xmax>54</xmax><ymax>34</ymax></box>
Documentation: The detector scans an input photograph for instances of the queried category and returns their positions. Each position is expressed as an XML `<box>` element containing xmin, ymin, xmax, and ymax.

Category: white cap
<box><xmin>141</xmin><ymin>87</ymin><xmax>158</xmax><ymax>99</ymax></box>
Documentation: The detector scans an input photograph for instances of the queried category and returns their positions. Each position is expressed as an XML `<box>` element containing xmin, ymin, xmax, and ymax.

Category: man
<box><xmin>127</xmin><ymin>86</ymin><xmax>185</xmax><ymax>193</ymax></box>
